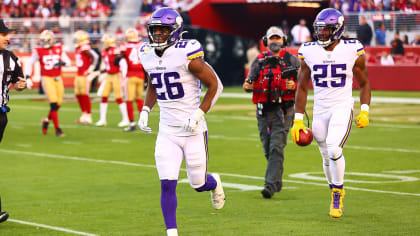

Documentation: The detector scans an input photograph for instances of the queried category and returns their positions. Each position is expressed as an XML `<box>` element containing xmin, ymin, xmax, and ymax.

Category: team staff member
<box><xmin>118</xmin><ymin>28</ymin><xmax>145</xmax><ymax>131</ymax></box>
<box><xmin>73</xmin><ymin>30</ymin><xmax>99</xmax><ymax>124</ymax></box>
<box><xmin>243</xmin><ymin>26</ymin><xmax>300</xmax><ymax>199</ymax></box>
<box><xmin>25</xmin><ymin>30</ymin><xmax>71</xmax><ymax>137</ymax></box>
<box><xmin>0</xmin><ymin>19</ymin><xmax>27</xmax><ymax>223</ymax></box>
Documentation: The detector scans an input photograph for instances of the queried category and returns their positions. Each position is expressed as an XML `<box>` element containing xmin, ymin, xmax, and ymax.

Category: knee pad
<box><xmin>50</xmin><ymin>103</ymin><xmax>58</xmax><ymax>111</ymax></box>
<box><xmin>328</xmin><ymin>146</ymin><xmax>343</xmax><ymax>161</ymax></box>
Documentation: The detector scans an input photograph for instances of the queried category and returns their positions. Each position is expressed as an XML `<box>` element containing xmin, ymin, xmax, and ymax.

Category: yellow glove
<box><xmin>356</xmin><ymin>110</ymin><xmax>369</xmax><ymax>128</ymax></box>
<box><xmin>291</xmin><ymin>119</ymin><xmax>307</xmax><ymax>143</ymax></box>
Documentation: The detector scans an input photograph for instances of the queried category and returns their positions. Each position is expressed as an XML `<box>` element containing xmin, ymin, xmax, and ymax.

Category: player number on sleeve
<box><xmin>313</xmin><ymin>64</ymin><xmax>346</xmax><ymax>88</ymax></box>
<box><xmin>150</xmin><ymin>72</ymin><xmax>185</xmax><ymax>100</ymax></box>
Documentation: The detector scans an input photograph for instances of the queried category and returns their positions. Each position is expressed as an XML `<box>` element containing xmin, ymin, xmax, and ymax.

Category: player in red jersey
<box><xmin>73</xmin><ymin>30</ymin><xmax>99</xmax><ymax>124</ymax></box>
<box><xmin>25</xmin><ymin>30</ymin><xmax>71</xmax><ymax>137</ymax></box>
<box><xmin>118</xmin><ymin>28</ymin><xmax>145</xmax><ymax>131</ymax></box>
<box><xmin>95</xmin><ymin>34</ymin><xmax>129</xmax><ymax>127</ymax></box>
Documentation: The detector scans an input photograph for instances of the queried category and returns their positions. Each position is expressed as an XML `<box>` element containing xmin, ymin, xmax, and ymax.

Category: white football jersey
<box><xmin>139</xmin><ymin>39</ymin><xmax>207</xmax><ymax>136</ymax></box>
<box><xmin>298</xmin><ymin>40</ymin><xmax>365</xmax><ymax>114</ymax></box>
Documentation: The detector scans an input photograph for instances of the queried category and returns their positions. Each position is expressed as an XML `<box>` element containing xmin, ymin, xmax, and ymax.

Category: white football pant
<box><xmin>312</xmin><ymin>106</ymin><xmax>353</xmax><ymax>186</ymax></box>
<box><xmin>155</xmin><ymin>131</ymin><xmax>209</xmax><ymax>188</ymax></box>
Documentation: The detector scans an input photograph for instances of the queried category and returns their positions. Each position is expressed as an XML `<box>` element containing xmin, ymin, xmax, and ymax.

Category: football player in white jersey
<box><xmin>291</xmin><ymin>8</ymin><xmax>371</xmax><ymax>218</ymax></box>
<box><xmin>137</xmin><ymin>7</ymin><xmax>224</xmax><ymax>236</ymax></box>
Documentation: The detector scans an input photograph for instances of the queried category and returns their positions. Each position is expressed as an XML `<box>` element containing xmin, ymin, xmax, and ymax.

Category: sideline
<box><xmin>8</xmin><ymin>219</ymin><xmax>98</xmax><ymax>236</ymax></box>
<box><xmin>1</xmin><ymin>149</ymin><xmax>419</xmax><ymax>197</ymax></box>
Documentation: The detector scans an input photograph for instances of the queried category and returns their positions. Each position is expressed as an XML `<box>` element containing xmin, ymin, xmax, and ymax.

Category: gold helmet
<box><xmin>101</xmin><ymin>34</ymin><xmax>116</xmax><ymax>49</ymax></box>
<box><xmin>40</xmin><ymin>30</ymin><xmax>55</xmax><ymax>48</ymax></box>
<box><xmin>73</xmin><ymin>30</ymin><xmax>90</xmax><ymax>47</ymax></box>
<box><xmin>125</xmin><ymin>28</ymin><xmax>139</xmax><ymax>42</ymax></box>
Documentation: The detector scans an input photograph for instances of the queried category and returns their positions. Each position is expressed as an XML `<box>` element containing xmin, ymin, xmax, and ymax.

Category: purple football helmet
<box><xmin>313</xmin><ymin>8</ymin><xmax>344</xmax><ymax>47</ymax></box>
<box><xmin>147</xmin><ymin>7</ymin><xmax>184</xmax><ymax>50</ymax></box>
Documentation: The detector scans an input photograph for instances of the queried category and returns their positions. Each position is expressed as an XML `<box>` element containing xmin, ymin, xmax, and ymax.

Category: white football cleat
<box><xmin>84</xmin><ymin>114</ymin><xmax>92</xmax><ymax>124</ymax></box>
<box><xmin>118</xmin><ymin>119</ymin><xmax>130</xmax><ymax>127</ymax></box>
<box><xmin>211</xmin><ymin>173</ymin><xmax>225</xmax><ymax>210</ymax></box>
<box><xmin>95</xmin><ymin>120</ymin><xmax>107</xmax><ymax>126</ymax></box>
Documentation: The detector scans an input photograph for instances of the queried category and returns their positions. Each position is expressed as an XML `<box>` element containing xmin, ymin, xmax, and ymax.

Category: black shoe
<box><xmin>123</xmin><ymin>124</ymin><xmax>136</xmax><ymax>132</ymax></box>
<box><xmin>0</xmin><ymin>211</ymin><xmax>9</xmax><ymax>223</ymax></box>
<box><xmin>42</xmin><ymin>118</ymin><xmax>49</xmax><ymax>135</ymax></box>
<box><xmin>261</xmin><ymin>188</ymin><xmax>273</xmax><ymax>199</ymax></box>
<box><xmin>56</xmin><ymin>128</ymin><xmax>65</xmax><ymax>137</ymax></box>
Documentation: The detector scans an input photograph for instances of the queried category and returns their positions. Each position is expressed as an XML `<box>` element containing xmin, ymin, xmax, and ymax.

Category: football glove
<box><xmin>356</xmin><ymin>110</ymin><xmax>369</xmax><ymax>128</ymax></box>
<box><xmin>183</xmin><ymin>108</ymin><xmax>205</xmax><ymax>132</ymax></box>
<box><xmin>291</xmin><ymin>119</ymin><xmax>307</xmax><ymax>143</ymax></box>
<box><xmin>25</xmin><ymin>75</ymin><xmax>33</xmax><ymax>89</ymax></box>
<box><xmin>138</xmin><ymin>106</ymin><xmax>152</xmax><ymax>133</ymax></box>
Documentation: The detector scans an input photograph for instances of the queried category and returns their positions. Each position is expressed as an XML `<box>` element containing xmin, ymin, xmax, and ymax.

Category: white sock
<box><xmin>318</xmin><ymin>142</ymin><xmax>332</xmax><ymax>185</ymax></box>
<box><xmin>118</xmin><ymin>102</ymin><xmax>129</xmax><ymax>122</ymax></box>
<box><xmin>99</xmin><ymin>102</ymin><xmax>108</xmax><ymax>122</ymax></box>
<box><xmin>330</xmin><ymin>155</ymin><xmax>345</xmax><ymax>186</ymax></box>
<box><xmin>167</xmin><ymin>228</ymin><xmax>178</xmax><ymax>236</ymax></box>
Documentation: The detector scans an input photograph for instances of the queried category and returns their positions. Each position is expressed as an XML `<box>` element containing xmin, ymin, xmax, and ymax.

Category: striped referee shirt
<box><xmin>0</xmin><ymin>50</ymin><xmax>24</xmax><ymax>107</ymax></box>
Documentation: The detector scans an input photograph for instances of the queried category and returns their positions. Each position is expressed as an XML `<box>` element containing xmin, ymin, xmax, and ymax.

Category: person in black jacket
<box><xmin>0</xmin><ymin>19</ymin><xmax>27</xmax><ymax>223</ymax></box>
<box><xmin>357</xmin><ymin>16</ymin><xmax>373</xmax><ymax>46</ymax></box>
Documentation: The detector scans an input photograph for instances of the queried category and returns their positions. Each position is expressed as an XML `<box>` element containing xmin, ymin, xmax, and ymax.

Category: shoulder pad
<box><xmin>183</xmin><ymin>39</ymin><xmax>204</xmax><ymax>60</ymax></box>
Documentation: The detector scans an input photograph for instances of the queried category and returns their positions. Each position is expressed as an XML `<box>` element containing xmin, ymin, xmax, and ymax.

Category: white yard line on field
<box><xmin>178</xmin><ymin>178</ymin><xmax>297</xmax><ymax>191</ymax></box>
<box><xmin>218</xmin><ymin>93</ymin><xmax>420</xmax><ymax>104</ymax></box>
<box><xmin>8</xmin><ymin>219</ymin><xmax>98</xmax><ymax>236</ymax></box>
<box><xmin>1</xmin><ymin>149</ymin><xmax>419</xmax><ymax>197</ymax></box>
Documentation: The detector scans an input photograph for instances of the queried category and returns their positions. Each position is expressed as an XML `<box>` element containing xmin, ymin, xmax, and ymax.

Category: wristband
<box><xmin>143</xmin><ymin>106</ymin><xmax>151</xmax><ymax>113</ymax></box>
<box><xmin>294</xmin><ymin>113</ymin><xmax>304</xmax><ymax>120</ymax></box>
<box><xmin>361</xmin><ymin>104</ymin><xmax>369</xmax><ymax>112</ymax></box>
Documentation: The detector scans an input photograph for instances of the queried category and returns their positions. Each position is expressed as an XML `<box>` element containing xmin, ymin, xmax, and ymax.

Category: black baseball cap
<box><xmin>0</xmin><ymin>19</ymin><xmax>15</xmax><ymax>33</ymax></box>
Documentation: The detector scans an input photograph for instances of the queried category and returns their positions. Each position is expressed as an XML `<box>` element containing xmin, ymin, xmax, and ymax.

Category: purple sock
<box><xmin>332</xmin><ymin>184</ymin><xmax>343</xmax><ymax>189</ymax></box>
<box><xmin>195</xmin><ymin>174</ymin><xmax>217</xmax><ymax>192</ymax></box>
<box><xmin>161</xmin><ymin>180</ymin><xmax>177</xmax><ymax>229</ymax></box>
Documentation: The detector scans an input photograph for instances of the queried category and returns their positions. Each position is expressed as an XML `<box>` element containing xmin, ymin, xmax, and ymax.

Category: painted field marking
<box><xmin>1</xmin><ymin>149</ymin><xmax>419</xmax><ymax>197</ymax></box>
<box><xmin>8</xmin><ymin>219</ymin><xmax>98</xmax><ymax>236</ymax></box>
<box><xmin>289</xmin><ymin>172</ymin><xmax>419</xmax><ymax>184</ymax></box>
<box><xmin>383</xmin><ymin>170</ymin><xmax>420</xmax><ymax>174</ymax></box>
<box><xmin>178</xmin><ymin>178</ymin><xmax>297</xmax><ymax>191</ymax></box>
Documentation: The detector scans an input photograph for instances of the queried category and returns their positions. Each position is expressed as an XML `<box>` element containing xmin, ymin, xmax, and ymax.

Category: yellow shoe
<box><xmin>329</xmin><ymin>188</ymin><xmax>345</xmax><ymax>218</ymax></box>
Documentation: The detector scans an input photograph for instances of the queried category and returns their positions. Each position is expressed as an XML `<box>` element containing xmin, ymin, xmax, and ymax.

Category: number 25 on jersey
<box><xmin>313</xmin><ymin>63</ymin><xmax>346</xmax><ymax>88</ymax></box>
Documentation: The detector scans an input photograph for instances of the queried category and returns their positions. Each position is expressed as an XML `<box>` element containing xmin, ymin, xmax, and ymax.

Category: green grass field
<box><xmin>1</xmin><ymin>88</ymin><xmax>420</xmax><ymax>235</ymax></box>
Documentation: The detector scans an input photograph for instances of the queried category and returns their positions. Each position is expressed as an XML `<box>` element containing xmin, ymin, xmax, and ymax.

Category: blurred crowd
<box><xmin>330</xmin><ymin>0</ymin><xmax>420</xmax><ymax>12</ymax></box>
<box><xmin>0</xmin><ymin>0</ymin><xmax>117</xmax><ymax>18</ymax></box>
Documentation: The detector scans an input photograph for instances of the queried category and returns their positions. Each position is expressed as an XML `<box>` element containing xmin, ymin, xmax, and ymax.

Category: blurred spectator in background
<box><xmin>291</xmin><ymin>19</ymin><xmax>311</xmax><ymax>46</ymax></box>
<box><xmin>403</xmin><ymin>34</ymin><xmax>409</xmax><ymax>45</ymax></box>
<box><xmin>411</xmin><ymin>35</ymin><xmax>420</xmax><ymax>45</ymax></box>
<box><xmin>89</xmin><ymin>22</ymin><xmax>101</xmax><ymax>46</ymax></box>
<box><xmin>141</xmin><ymin>0</ymin><xmax>152</xmax><ymax>14</ymax></box>
<box><xmin>375</xmin><ymin>23</ymin><xmax>386</xmax><ymax>46</ymax></box>
<box><xmin>357</xmin><ymin>15</ymin><xmax>373</xmax><ymax>46</ymax></box>
<box><xmin>244</xmin><ymin>41</ymin><xmax>259</xmax><ymax>76</ymax></box>
<box><xmin>53</xmin><ymin>0</ymin><xmax>61</xmax><ymax>16</ymax></box>
<box><xmin>151</xmin><ymin>0</ymin><xmax>166</xmax><ymax>12</ymax></box>
<box><xmin>380</xmin><ymin>50</ymin><xmax>394</xmax><ymax>65</ymax></box>
<box><xmin>280</xmin><ymin>20</ymin><xmax>293</xmax><ymax>46</ymax></box>
<box><xmin>58</xmin><ymin>9</ymin><xmax>71</xmax><ymax>32</ymax></box>
<box><xmin>390</xmin><ymin>32</ymin><xmax>404</xmax><ymax>55</ymax></box>
<box><xmin>330</xmin><ymin>0</ymin><xmax>343</xmax><ymax>12</ymax></box>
